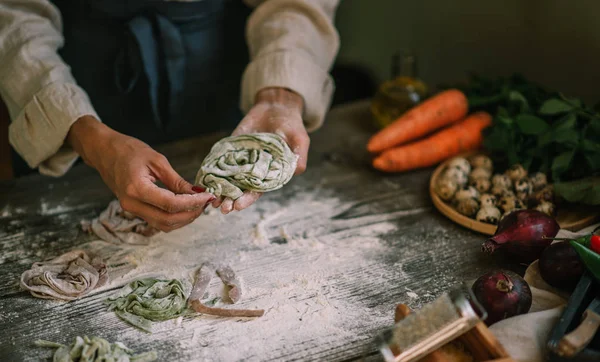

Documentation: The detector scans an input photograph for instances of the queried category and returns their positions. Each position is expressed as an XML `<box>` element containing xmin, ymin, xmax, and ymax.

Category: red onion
<box><xmin>539</xmin><ymin>241</ymin><xmax>583</xmax><ymax>291</ymax></box>
<box><xmin>472</xmin><ymin>270</ymin><xmax>532</xmax><ymax>325</ymax></box>
<box><xmin>481</xmin><ymin>209</ymin><xmax>560</xmax><ymax>263</ymax></box>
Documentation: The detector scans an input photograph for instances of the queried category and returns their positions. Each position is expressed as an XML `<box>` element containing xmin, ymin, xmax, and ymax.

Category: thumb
<box><xmin>286</xmin><ymin>132</ymin><xmax>310</xmax><ymax>175</ymax></box>
<box><xmin>150</xmin><ymin>155</ymin><xmax>195</xmax><ymax>194</ymax></box>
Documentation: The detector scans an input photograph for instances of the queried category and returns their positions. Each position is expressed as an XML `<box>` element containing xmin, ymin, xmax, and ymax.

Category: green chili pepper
<box><xmin>547</xmin><ymin>227</ymin><xmax>600</xmax><ymax>282</ymax></box>
<box><xmin>569</xmin><ymin>235</ymin><xmax>600</xmax><ymax>282</ymax></box>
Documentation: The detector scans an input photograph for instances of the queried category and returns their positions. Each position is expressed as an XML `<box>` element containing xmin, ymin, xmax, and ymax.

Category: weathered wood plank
<box><xmin>0</xmin><ymin>100</ymin><xmax>507</xmax><ymax>361</ymax></box>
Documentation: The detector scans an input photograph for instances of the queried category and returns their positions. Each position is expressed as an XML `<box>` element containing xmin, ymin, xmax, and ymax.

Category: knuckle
<box><xmin>164</xmin><ymin>219</ymin><xmax>177</xmax><ymax>227</ymax></box>
<box><xmin>181</xmin><ymin>218</ymin><xmax>196</xmax><ymax>228</ymax></box>
<box><xmin>154</xmin><ymin>154</ymin><xmax>169</xmax><ymax>166</ymax></box>
<box><xmin>124</xmin><ymin>183</ymin><xmax>138</xmax><ymax>198</ymax></box>
<box><xmin>163</xmin><ymin>214</ymin><xmax>182</xmax><ymax>227</ymax></box>
<box><xmin>299</xmin><ymin>134</ymin><xmax>310</xmax><ymax>147</ymax></box>
<box><xmin>160</xmin><ymin>227</ymin><xmax>173</xmax><ymax>233</ymax></box>
<box><xmin>119</xmin><ymin>198</ymin><xmax>134</xmax><ymax>212</ymax></box>
<box><xmin>289</xmin><ymin>134</ymin><xmax>309</xmax><ymax>152</ymax></box>
<box><xmin>147</xmin><ymin>222</ymin><xmax>164</xmax><ymax>231</ymax></box>
<box><xmin>296</xmin><ymin>163</ymin><xmax>307</xmax><ymax>174</ymax></box>
<box><xmin>174</xmin><ymin>177</ymin><xmax>189</xmax><ymax>192</ymax></box>
<box><xmin>162</xmin><ymin>203</ymin><xmax>179</xmax><ymax>214</ymax></box>
<box><xmin>158</xmin><ymin>223</ymin><xmax>175</xmax><ymax>233</ymax></box>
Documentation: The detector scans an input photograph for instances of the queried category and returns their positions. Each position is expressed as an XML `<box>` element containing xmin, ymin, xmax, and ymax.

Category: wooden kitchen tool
<box><xmin>394</xmin><ymin>304</ymin><xmax>513</xmax><ymax>362</ymax></box>
<box><xmin>378</xmin><ymin>284</ymin><xmax>513</xmax><ymax>362</ymax></box>
<box><xmin>556</xmin><ymin>295</ymin><xmax>600</xmax><ymax>356</ymax></box>
<box><xmin>547</xmin><ymin>272</ymin><xmax>600</xmax><ymax>361</ymax></box>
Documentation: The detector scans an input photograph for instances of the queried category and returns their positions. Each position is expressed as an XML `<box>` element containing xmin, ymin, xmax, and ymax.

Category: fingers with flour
<box><xmin>234</xmin><ymin>192</ymin><xmax>262</xmax><ymax>211</ymax></box>
<box><xmin>220</xmin><ymin>199</ymin><xmax>234</xmax><ymax>214</ymax></box>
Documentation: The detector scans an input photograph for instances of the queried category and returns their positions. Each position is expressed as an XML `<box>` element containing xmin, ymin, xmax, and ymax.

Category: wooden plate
<box><xmin>429</xmin><ymin>152</ymin><xmax>600</xmax><ymax>235</ymax></box>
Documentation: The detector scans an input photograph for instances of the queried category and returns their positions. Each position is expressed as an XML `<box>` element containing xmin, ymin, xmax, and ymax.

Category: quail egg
<box><xmin>492</xmin><ymin>174</ymin><xmax>512</xmax><ymax>190</ymax></box>
<box><xmin>454</xmin><ymin>186</ymin><xmax>480</xmax><ymax>202</ymax></box>
<box><xmin>476</xmin><ymin>206</ymin><xmax>501</xmax><ymax>224</ymax></box>
<box><xmin>442</xmin><ymin>166</ymin><xmax>468</xmax><ymax>187</ymax></box>
<box><xmin>490</xmin><ymin>185</ymin><xmax>510</xmax><ymax>197</ymax></box>
<box><xmin>447</xmin><ymin>157</ymin><xmax>471</xmax><ymax>175</ymax></box>
<box><xmin>531</xmin><ymin>185</ymin><xmax>554</xmax><ymax>205</ymax></box>
<box><xmin>469</xmin><ymin>167</ymin><xmax>492</xmax><ymax>182</ymax></box>
<box><xmin>506</xmin><ymin>164</ymin><xmax>527</xmax><ymax>182</ymax></box>
<box><xmin>469</xmin><ymin>154</ymin><xmax>493</xmax><ymax>171</ymax></box>
<box><xmin>498</xmin><ymin>193</ymin><xmax>525</xmax><ymax>213</ymax></box>
<box><xmin>480</xmin><ymin>194</ymin><xmax>497</xmax><ymax>208</ymax></box>
<box><xmin>435</xmin><ymin>177</ymin><xmax>458</xmax><ymax>201</ymax></box>
<box><xmin>454</xmin><ymin>198</ymin><xmax>480</xmax><ymax>217</ymax></box>
<box><xmin>470</xmin><ymin>177</ymin><xmax>491</xmax><ymax>194</ymax></box>
<box><xmin>535</xmin><ymin>201</ymin><xmax>556</xmax><ymax>216</ymax></box>
<box><xmin>530</xmin><ymin>172</ymin><xmax>548</xmax><ymax>191</ymax></box>
<box><xmin>514</xmin><ymin>177</ymin><xmax>533</xmax><ymax>200</ymax></box>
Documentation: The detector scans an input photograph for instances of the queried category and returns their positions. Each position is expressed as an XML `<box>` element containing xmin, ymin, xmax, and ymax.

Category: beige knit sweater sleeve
<box><xmin>0</xmin><ymin>0</ymin><xmax>100</xmax><ymax>177</ymax></box>
<box><xmin>0</xmin><ymin>0</ymin><xmax>340</xmax><ymax>177</ymax></box>
<box><xmin>241</xmin><ymin>0</ymin><xmax>340</xmax><ymax>132</ymax></box>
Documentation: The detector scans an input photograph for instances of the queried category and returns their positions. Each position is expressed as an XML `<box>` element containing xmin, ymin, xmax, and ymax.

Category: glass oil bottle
<box><xmin>370</xmin><ymin>51</ymin><xmax>428</xmax><ymax>129</ymax></box>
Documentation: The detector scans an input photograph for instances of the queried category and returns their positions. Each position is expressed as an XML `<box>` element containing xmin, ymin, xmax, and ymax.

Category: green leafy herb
<box><xmin>452</xmin><ymin>74</ymin><xmax>600</xmax><ymax>205</ymax></box>
<box><xmin>554</xmin><ymin>177</ymin><xmax>600</xmax><ymax>205</ymax></box>
<box><xmin>551</xmin><ymin>150</ymin><xmax>575</xmax><ymax>180</ymax></box>
<box><xmin>539</xmin><ymin>99</ymin><xmax>574</xmax><ymax>115</ymax></box>
<box><xmin>515</xmin><ymin>114</ymin><xmax>549</xmax><ymax>135</ymax></box>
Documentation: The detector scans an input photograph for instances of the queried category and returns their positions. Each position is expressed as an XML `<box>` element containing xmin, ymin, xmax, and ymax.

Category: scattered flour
<box><xmin>406</xmin><ymin>291</ymin><xmax>419</xmax><ymax>299</ymax></box>
<box><xmin>38</xmin><ymin>198</ymin><xmax>96</xmax><ymax>216</ymax></box>
<box><xmin>37</xmin><ymin>187</ymin><xmax>411</xmax><ymax>361</ymax></box>
<box><xmin>1</xmin><ymin>197</ymin><xmax>95</xmax><ymax>218</ymax></box>
<box><xmin>0</xmin><ymin>204</ymin><xmax>26</xmax><ymax>218</ymax></box>
<box><xmin>12</xmin><ymin>185</ymin><xmax>435</xmax><ymax>361</ymax></box>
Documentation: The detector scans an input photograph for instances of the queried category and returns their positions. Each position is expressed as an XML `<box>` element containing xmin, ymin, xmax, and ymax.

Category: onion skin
<box><xmin>539</xmin><ymin>241</ymin><xmax>583</xmax><ymax>291</ymax></box>
<box><xmin>472</xmin><ymin>270</ymin><xmax>532</xmax><ymax>325</ymax></box>
<box><xmin>481</xmin><ymin>209</ymin><xmax>560</xmax><ymax>263</ymax></box>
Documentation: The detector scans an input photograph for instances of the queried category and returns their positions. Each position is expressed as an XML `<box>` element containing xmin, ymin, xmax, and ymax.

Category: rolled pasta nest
<box><xmin>194</xmin><ymin>133</ymin><xmax>298</xmax><ymax>199</ymax></box>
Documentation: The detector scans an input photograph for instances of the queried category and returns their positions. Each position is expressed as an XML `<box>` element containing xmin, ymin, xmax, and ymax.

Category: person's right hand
<box><xmin>67</xmin><ymin>116</ymin><xmax>215</xmax><ymax>232</ymax></box>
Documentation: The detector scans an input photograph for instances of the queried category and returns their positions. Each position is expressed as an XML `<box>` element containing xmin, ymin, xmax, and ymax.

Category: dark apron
<box><xmin>12</xmin><ymin>0</ymin><xmax>251</xmax><ymax>176</ymax></box>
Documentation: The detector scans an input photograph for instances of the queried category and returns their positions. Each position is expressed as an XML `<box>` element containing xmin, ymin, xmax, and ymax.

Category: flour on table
<box><xmin>24</xmin><ymin>186</ymin><xmax>410</xmax><ymax>361</ymax></box>
<box><xmin>0</xmin><ymin>204</ymin><xmax>26</xmax><ymax>218</ymax></box>
<box><xmin>252</xmin><ymin>209</ymin><xmax>286</xmax><ymax>246</ymax></box>
<box><xmin>39</xmin><ymin>198</ymin><xmax>96</xmax><ymax>216</ymax></box>
<box><xmin>406</xmin><ymin>290</ymin><xmax>419</xmax><ymax>299</ymax></box>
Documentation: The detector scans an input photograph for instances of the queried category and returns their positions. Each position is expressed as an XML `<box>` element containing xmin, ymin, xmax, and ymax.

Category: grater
<box><xmin>377</xmin><ymin>283</ymin><xmax>486</xmax><ymax>362</ymax></box>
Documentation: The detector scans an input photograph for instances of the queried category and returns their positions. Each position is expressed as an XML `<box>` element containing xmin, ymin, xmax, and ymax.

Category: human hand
<box><xmin>213</xmin><ymin>87</ymin><xmax>309</xmax><ymax>214</ymax></box>
<box><xmin>67</xmin><ymin>116</ymin><xmax>215</xmax><ymax>232</ymax></box>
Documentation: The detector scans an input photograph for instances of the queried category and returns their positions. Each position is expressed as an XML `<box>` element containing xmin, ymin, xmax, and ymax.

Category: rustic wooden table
<box><xmin>0</xmin><ymin>100</ymin><xmax>507</xmax><ymax>361</ymax></box>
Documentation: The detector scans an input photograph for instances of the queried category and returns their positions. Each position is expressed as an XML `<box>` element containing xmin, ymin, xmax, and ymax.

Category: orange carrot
<box><xmin>367</xmin><ymin>89</ymin><xmax>468</xmax><ymax>153</ymax></box>
<box><xmin>372</xmin><ymin>111</ymin><xmax>492</xmax><ymax>172</ymax></box>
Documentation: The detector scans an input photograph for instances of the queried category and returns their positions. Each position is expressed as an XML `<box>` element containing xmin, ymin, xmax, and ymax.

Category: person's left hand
<box><xmin>212</xmin><ymin>87</ymin><xmax>309</xmax><ymax>214</ymax></box>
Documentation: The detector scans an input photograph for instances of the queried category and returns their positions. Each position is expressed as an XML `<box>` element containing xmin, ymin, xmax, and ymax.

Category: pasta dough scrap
<box><xmin>35</xmin><ymin>335</ymin><xmax>157</xmax><ymax>362</ymax></box>
<box><xmin>194</xmin><ymin>133</ymin><xmax>298</xmax><ymax>200</ymax></box>
<box><xmin>20</xmin><ymin>250</ymin><xmax>108</xmax><ymax>301</ymax></box>
<box><xmin>105</xmin><ymin>278</ymin><xmax>189</xmax><ymax>333</ymax></box>
<box><xmin>216</xmin><ymin>264</ymin><xmax>242</xmax><ymax>303</ymax></box>
<box><xmin>188</xmin><ymin>263</ymin><xmax>264</xmax><ymax>318</ymax></box>
<box><xmin>81</xmin><ymin>200</ymin><xmax>159</xmax><ymax>244</ymax></box>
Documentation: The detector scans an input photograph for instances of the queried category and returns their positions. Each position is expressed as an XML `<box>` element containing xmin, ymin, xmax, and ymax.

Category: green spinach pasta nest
<box><xmin>194</xmin><ymin>133</ymin><xmax>298</xmax><ymax>199</ymax></box>
<box><xmin>106</xmin><ymin>278</ymin><xmax>189</xmax><ymax>333</ymax></box>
